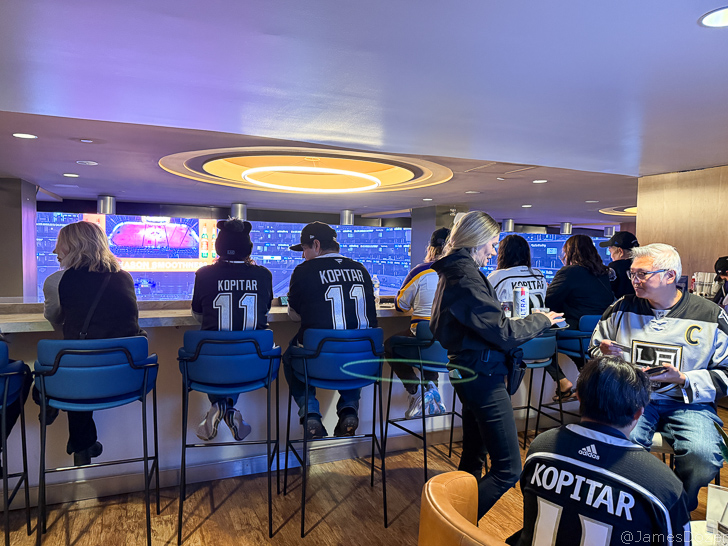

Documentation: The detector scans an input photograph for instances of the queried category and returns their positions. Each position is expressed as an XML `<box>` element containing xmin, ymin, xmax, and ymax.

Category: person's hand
<box><xmin>533</xmin><ymin>310</ymin><xmax>564</xmax><ymax>325</ymax></box>
<box><xmin>640</xmin><ymin>364</ymin><xmax>686</xmax><ymax>386</ymax></box>
<box><xmin>599</xmin><ymin>340</ymin><xmax>623</xmax><ymax>356</ymax></box>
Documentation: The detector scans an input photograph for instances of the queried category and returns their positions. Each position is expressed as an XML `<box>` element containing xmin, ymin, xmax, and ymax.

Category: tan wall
<box><xmin>636</xmin><ymin>165</ymin><xmax>728</xmax><ymax>278</ymax></box>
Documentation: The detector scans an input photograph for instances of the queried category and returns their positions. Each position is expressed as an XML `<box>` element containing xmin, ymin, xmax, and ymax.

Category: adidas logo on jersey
<box><xmin>578</xmin><ymin>444</ymin><xmax>600</xmax><ymax>460</ymax></box>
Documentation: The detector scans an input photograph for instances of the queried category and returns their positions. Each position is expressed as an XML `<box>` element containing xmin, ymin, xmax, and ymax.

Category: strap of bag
<box><xmin>79</xmin><ymin>274</ymin><xmax>112</xmax><ymax>340</ymax></box>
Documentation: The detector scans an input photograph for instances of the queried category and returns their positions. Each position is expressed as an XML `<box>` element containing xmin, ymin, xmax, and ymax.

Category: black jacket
<box><xmin>608</xmin><ymin>258</ymin><xmax>635</xmax><ymax>299</ymax></box>
<box><xmin>545</xmin><ymin>264</ymin><xmax>614</xmax><ymax>329</ymax></box>
<box><xmin>430</xmin><ymin>249</ymin><xmax>551</xmax><ymax>375</ymax></box>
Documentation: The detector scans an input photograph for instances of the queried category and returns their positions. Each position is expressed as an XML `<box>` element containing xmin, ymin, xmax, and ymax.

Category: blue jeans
<box><xmin>454</xmin><ymin>372</ymin><xmax>521</xmax><ymax>520</ymax></box>
<box><xmin>630</xmin><ymin>399</ymin><xmax>724</xmax><ymax>511</ymax></box>
<box><xmin>283</xmin><ymin>348</ymin><xmax>361</xmax><ymax>420</ymax></box>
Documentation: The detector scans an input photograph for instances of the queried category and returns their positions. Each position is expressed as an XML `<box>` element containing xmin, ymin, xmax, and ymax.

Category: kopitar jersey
<box><xmin>288</xmin><ymin>253</ymin><xmax>378</xmax><ymax>343</ymax></box>
<box><xmin>191</xmin><ymin>261</ymin><xmax>273</xmax><ymax>331</ymax></box>
<box><xmin>487</xmin><ymin>266</ymin><xmax>548</xmax><ymax>310</ymax></box>
<box><xmin>515</xmin><ymin>422</ymin><xmax>690</xmax><ymax>546</ymax></box>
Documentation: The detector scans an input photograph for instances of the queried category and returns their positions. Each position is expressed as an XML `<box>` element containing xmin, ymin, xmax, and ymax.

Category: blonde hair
<box><xmin>56</xmin><ymin>221</ymin><xmax>121</xmax><ymax>273</ymax></box>
<box><xmin>444</xmin><ymin>211</ymin><xmax>500</xmax><ymax>256</ymax></box>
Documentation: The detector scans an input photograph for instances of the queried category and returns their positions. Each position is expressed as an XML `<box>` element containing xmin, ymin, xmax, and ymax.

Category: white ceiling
<box><xmin>1</xmin><ymin>0</ymin><xmax>727</xmax><ymax>224</ymax></box>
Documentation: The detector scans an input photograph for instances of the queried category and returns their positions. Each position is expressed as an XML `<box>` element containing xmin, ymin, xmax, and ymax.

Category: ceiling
<box><xmin>1</xmin><ymin>0</ymin><xmax>727</xmax><ymax>225</ymax></box>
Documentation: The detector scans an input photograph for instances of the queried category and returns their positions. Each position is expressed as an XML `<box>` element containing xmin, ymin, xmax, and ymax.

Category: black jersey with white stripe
<box><xmin>191</xmin><ymin>261</ymin><xmax>273</xmax><ymax>331</ymax></box>
<box><xmin>515</xmin><ymin>422</ymin><xmax>690</xmax><ymax>546</ymax></box>
<box><xmin>288</xmin><ymin>254</ymin><xmax>378</xmax><ymax>343</ymax></box>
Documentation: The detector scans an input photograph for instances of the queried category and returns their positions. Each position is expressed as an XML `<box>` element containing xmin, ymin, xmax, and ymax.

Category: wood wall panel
<box><xmin>637</xmin><ymin>166</ymin><xmax>728</xmax><ymax>278</ymax></box>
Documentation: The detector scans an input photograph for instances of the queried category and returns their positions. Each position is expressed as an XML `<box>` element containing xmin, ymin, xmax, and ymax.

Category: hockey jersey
<box><xmin>288</xmin><ymin>253</ymin><xmax>378</xmax><ymax>343</ymax></box>
<box><xmin>191</xmin><ymin>261</ymin><xmax>273</xmax><ymax>331</ymax></box>
<box><xmin>487</xmin><ymin>266</ymin><xmax>548</xmax><ymax>310</ymax></box>
<box><xmin>515</xmin><ymin>422</ymin><xmax>690</xmax><ymax>546</ymax></box>
<box><xmin>590</xmin><ymin>291</ymin><xmax>728</xmax><ymax>403</ymax></box>
<box><xmin>395</xmin><ymin>261</ymin><xmax>438</xmax><ymax>328</ymax></box>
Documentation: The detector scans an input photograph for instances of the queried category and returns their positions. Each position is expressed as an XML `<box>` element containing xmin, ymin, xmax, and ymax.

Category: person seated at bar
<box><xmin>488</xmin><ymin>234</ymin><xmax>574</xmax><ymax>401</ymax></box>
<box><xmin>591</xmin><ymin>242</ymin><xmax>728</xmax><ymax>513</ymax></box>
<box><xmin>545</xmin><ymin>234</ymin><xmax>614</xmax><ymax>368</ymax></box>
<box><xmin>191</xmin><ymin>219</ymin><xmax>273</xmax><ymax>442</ymax></box>
<box><xmin>511</xmin><ymin>356</ymin><xmax>690</xmax><ymax>546</ymax></box>
<box><xmin>385</xmin><ymin>227</ymin><xmax>450</xmax><ymax>418</ymax></box>
<box><xmin>42</xmin><ymin>220</ymin><xmax>145</xmax><ymax>466</ymax></box>
<box><xmin>599</xmin><ymin>230</ymin><xmax>639</xmax><ymax>299</ymax></box>
<box><xmin>284</xmin><ymin>222</ymin><xmax>378</xmax><ymax>439</ymax></box>
<box><xmin>712</xmin><ymin>256</ymin><xmax>728</xmax><ymax>310</ymax></box>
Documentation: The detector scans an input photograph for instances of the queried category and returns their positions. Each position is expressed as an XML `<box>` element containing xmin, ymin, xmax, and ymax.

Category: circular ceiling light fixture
<box><xmin>586</xmin><ymin>200</ymin><xmax>599</xmax><ymax>203</ymax></box>
<box><xmin>76</xmin><ymin>160</ymin><xmax>98</xmax><ymax>166</ymax></box>
<box><xmin>80</xmin><ymin>139</ymin><xmax>94</xmax><ymax>143</ymax></box>
<box><xmin>242</xmin><ymin>166</ymin><xmax>381</xmax><ymax>193</ymax></box>
<box><xmin>599</xmin><ymin>205</ymin><xmax>637</xmax><ymax>217</ymax></box>
<box><xmin>700</xmin><ymin>6</ymin><xmax>728</xmax><ymax>27</ymax></box>
<box><xmin>465</xmin><ymin>190</ymin><xmax>481</xmax><ymax>194</ymax></box>
<box><xmin>63</xmin><ymin>173</ymin><xmax>80</xmax><ymax>178</ymax></box>
<box><xmin>496</xmin><ymin>177</ymin><xmax>505</xmax><ymax>181</ymax></box>
<box><xmin>521</xmin><ymin>204</ymin><xmax>533</xmax><ymax>208</ymax></box>
<box><xmin>422</xmin><ymin>198</ymin><xmax>433</xmax><ymax>201</ymax></box>
<box><xmin>532</xmin><ymin>179</ymin><xmax>548</xmax><ymax>184</ymax></box>
<box><xmin>13</xmin><ymin>133</ymin><xmax>37</xmax><ymax>139</ymax></box>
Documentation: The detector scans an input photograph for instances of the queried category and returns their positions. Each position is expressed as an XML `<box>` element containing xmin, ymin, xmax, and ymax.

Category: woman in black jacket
<box><xmin>430</xmin><ymin>211</ymin><xmax>562</xmax><ymax>520</ymax></box>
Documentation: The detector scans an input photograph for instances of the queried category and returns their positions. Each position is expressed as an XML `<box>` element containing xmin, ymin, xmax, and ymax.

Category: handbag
<box><xmin>505</xmin><ymin>347</ymin><xmax>526</xmax><ymax>396</ymax></box>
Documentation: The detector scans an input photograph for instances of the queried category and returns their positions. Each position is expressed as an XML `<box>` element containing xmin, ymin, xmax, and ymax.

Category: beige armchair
<box><xmin>418</xmin><ymin>471</ymin><xmax>508</xmax><ymax>546</ymax></box>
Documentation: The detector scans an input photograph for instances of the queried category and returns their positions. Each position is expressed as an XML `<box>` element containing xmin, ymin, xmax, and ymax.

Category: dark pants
<box><xmin>32</xmin><ymin>386</ymin><xmax>98</xmax><ymax>454</ymax></box>
<box><xmin>385</xmin><ymin>329</ymin><xmax>439</xmax><ymax>395</ymax></box>
<box><xmin>544</xmin><ymin>361</ymin><xmax>566</xmax><ymax>383</ymax></box>
<box><xmin>454</xmin><ymin>372</ymin><xmax>521</xmax><ymax>520</ymax></box>
<box><xmin>1</xmin><ymin>371</ymin><xmax>32</xmax><ymax>447</ymax></box>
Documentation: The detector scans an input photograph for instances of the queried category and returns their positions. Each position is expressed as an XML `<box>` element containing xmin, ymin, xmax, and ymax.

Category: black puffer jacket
<box><xmin>430</xmin><ymin>249</ymin><xmax>552</xmax><ymax>375</ymax></box>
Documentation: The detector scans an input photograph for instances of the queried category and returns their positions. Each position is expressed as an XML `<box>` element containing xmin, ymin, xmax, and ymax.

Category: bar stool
<box><xmin>283</xmin><ymin>328</ymin><xmax>385</xmax><ymax>536</ymax></box>
<box><xmin>34</xmin><ymin>337</ymin><xmax>159</xmax><ymax>546</ymax></box>
<box><xmin>0</xmin><ymin>343</ymin><xmax>31</xmax><ymax>546</ymax></box>
<box><xmin>177</xmin><ymin>330</ymin><xmax>281</xmax><ymax>541</ymax></box>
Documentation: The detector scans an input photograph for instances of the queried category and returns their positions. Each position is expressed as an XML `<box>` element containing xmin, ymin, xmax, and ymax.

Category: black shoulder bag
<box><xmin>505</xmin><ymin>346</ymin><xmax>526</xmax><ymax>396</ymax></box>
<box><xmin>79</xmin><ymin>274</ymin><xmax>111</xmax><ymax>340</ymax></box>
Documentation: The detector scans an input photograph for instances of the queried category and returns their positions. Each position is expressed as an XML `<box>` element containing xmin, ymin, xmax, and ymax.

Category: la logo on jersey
<box><xmin>632</xmin><ymin>340</ymin><xmax>682</xmax><ymax>369</ymax></box>
<box><xmin>578</xmin><ymin>444</ymin><xmax>600</xmax><ymax>460</ymax></box>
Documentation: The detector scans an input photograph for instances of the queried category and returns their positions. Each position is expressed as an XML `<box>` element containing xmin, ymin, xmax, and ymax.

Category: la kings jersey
<box><xmin>487</xmin><ymin>266</ymin><xmax>547</xmax><ymax>310</ymax></box>
<box><xmin>288</xmin><ymin>253</ymin><xmax>378</xmax><ymax>343</ymax></box>
<box><xmin>192</xmin><ymin>261</ymin><xmax>273</xmax><ymax>331</ymax></box>
<box><xmin>516</xmin><ymin>422</ymin><xmax>690</xmax><ymax>546</ymax></box>
<box><xmin>590</xmin><ymin>291</ymin><xmax>728</xmax><ymax>403</ymax></box>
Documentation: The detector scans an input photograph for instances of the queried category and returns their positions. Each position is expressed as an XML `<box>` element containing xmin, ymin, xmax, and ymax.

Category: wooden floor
<box><xmin>3</xmin><ymin>430</ymin><xmax>723</xmax><ymax>545</ymax></box>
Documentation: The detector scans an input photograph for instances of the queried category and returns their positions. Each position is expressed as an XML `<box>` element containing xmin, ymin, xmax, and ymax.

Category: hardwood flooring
<box><xmin>2</xmin><ymin>428</ymin><xmax>723</xmax><ymax>545</ymax></box>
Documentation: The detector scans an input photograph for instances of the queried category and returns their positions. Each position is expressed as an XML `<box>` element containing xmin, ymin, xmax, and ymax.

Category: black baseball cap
<box><xmin>715</xmin><ymin>256</ymin><xmax>728</xmax><ymax>281</ymax></box>
<box><xmin>289</xmin><ymin>221</ymin><xmax>337</xmax><ymax>252</ymax></box>
<box><xmin>599</xmin><ymin>231</ymin><xmax>639</xmax><ymax>250</ymax></box>
<box><xmin>430</xmin><ymin>227</ymin><xmax>450</xmax><ymax>248</ymax></box>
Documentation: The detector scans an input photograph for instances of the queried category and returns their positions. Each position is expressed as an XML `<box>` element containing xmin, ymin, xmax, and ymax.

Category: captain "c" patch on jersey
<box><xmin>685</xmin><ymin>325</ymin><xmax>702</xmax><ymax>345</ymax></box>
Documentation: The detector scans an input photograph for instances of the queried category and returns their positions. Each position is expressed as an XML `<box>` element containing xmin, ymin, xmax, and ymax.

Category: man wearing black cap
<box><xmin>599</xmin><ymin>231</ymin><xmax>639</xmax><ymax>299</ymax></box>
<box><xmin>191</xmin><ymin>219</ymin><xmax>273</xmax><ymax>442</ymax></box>
<box><xmin>285</xmin><ymin>221</ymin><xmax>378</xmax><ymax>438</ymax></box>
<box><xmin>713</xmin><ymin>256</ymin><xmax>728</xmax><ymax>309</ymax></box>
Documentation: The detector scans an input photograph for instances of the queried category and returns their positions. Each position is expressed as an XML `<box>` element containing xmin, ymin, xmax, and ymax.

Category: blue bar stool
<box><xmin>283</xmin><ymin>328</ymin><xmax>385</xmax><ymax>537</ymax></box>
<box><xmin>34</xmin><ymin>337</ymin><xmax>159</xmax><ymax>546</ymax></box>
<box><xmin>0</xmin><ymin>342</ymin><xmax>31</xmax><ymax>546</ymax></box>
<box><xmin>383</xmin><ymin>321</ymin><xmax>460</xmax><ymax>483</ymax></box>
<box><xmin>177</xmin><ymin>330</ymin><xmax>281</xmax><ymax>542</ymax></box>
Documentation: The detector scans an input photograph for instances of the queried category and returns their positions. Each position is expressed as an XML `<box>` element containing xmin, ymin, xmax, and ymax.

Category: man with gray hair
<box><xmin>590</xmin><ymin>242</ymin><xmax>728</xmax><ymax>512</ymax></box>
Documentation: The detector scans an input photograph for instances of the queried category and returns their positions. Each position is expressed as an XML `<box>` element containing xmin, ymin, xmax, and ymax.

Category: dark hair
<box><xmin>562</xmin><ymin>234</ymin><xmax>608</xmax><ymax>277</ymax></box>
<box><xmin>577</xmin><ymin>356</ymin><xmax>651</xmax><ymax>427</ymax></box>
<box><xmin>497</xmin><ymin>234</ymin><xmax>531</xmax><ymax>269</ymax></box>
<box><xmin>303</xmin><ymin>239</ymin><xmax>340</xmax><ymax>253</ymax></box>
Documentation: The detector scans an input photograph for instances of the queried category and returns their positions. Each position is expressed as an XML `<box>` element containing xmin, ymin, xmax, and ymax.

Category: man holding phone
<box><xmin>589</xmin><ymin>243</ymin><xmax>728</xmax><ymax>512</ymax></box>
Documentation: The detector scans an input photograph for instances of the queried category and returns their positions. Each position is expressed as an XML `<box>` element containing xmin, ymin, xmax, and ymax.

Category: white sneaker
<box><xmin>405</xmin><ymin>385</ymin><xmax>434</xmax><ymax>419</ymax></box>
<box><xmin>225</xmin><ymin>407</ymin><xmax>252</xmax><ymax>441</ymax></box>
<box><xmin>196</xmin><ymin>401</ymin><xmax>226</xmax><ymax>441</ymax></box>
<box><xmin>426</xmin><ymin>382</ymin><xmax>447</xmax><ymax>415</ymax></box>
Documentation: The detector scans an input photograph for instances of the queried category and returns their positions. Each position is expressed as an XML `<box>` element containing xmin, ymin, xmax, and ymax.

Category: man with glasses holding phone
<box><xmin>589</xmin><ymin>243</ymin><xmax>728</xmax><ymax>512</ymax></box>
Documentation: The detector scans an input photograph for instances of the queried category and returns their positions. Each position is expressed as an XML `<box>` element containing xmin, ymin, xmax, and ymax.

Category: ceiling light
<box><xmin>532</xmin><ymin>179</ymin><xmax>548</xmax><ymax>184</ymax></box>
<box><xmin>585</xmin><ymin>200</ymin><xmax>599</xmax><ymax>203</ymax></box>
<box><xmin>63</xmin><ymin>173</ymin><xmax>80</xmax><ymax>178</ymax></box>
<box><xmin>80</xmin><ymin>139</ymin><xmax>94</xmax><ymax>143</ymax></box>
<box><xmin>496</xmin><ymin>177</ymin><xmax>505</xmax><ymax>181</ymax></box>
<box><xmin>13</xmin><ymin>133</ymin><xmax>37</xmax><ymax>139</ymax></box>
<box><xmin>242</xmin><ymin>166</ymin><xmax>381</xmax><ymax>193</ymax></box>
<box><xmin>700</xmin><ymin>6</ymin><xmax>728</xmax><ymax>27</ymax></box>
<box><xmin>465</xmin><ymin>191</ymin><xmax>480</xmax><ymax>194</ymax></box>
<box><xmin>422</xmin><ymin>198</ymin><xmax>433</xmax><ymax>201</ymax></box>
<box><xmin>53</xmin><ymin>184</ymin><xmax>79</xmax><ymax>188</ymax></box>
<box><xmin>76</xmin><ymin>160</ymin><xmax>98</xmax><ymax>166</ymax></box>
<box><xmin>521</xmin><ymin>204</ymin><xmax>533</xmax><ymax>208</ymax></box>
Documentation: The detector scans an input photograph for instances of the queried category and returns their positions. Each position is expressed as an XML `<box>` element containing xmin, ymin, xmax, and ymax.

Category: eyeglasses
<box><xmin>627</xmin><ymin>269</ymin><xmax>668</xmax><ymax>282</ymax></box>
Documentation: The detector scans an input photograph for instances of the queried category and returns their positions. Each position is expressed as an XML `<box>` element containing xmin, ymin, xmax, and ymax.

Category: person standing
<box><xmin>599</xmin><ymin>230</ymin><xmax>639</xmax><ymax>299</ymax></box>
<box><xmin>712</xmin><ymin>256</ymin><xmax>728</xmax><ymax>309</ymax></box>
<box><xmin>430</xmin><ymin>211</ymin><xmax>563</xmax><ymax>519</ymax></box>
<box><xmin>191</xmin><ymin>219</ymin><xmax>273</xmax><ymax>442</ymax></box>
<box><xmin>284</xmin><ymin>222</ymin><xmax>378</xmax><ymax>439</ymax></box>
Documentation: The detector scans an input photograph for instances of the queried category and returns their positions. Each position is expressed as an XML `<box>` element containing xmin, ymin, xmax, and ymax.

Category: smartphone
<box><xmin>552</xmin><ymin>320</ymin><xmax>568</xmax><ymax>329</ymax></box>
<box><xmin>644</xmin><ymin>366</ymin><xmax>668</xmax><ymax>376</ymax></box>
<box><xmin>609</xmin><ymin>341</ymin><xmax>632</xmax><ymax>352</ymax></box>
<box><xmin>279</xmin><ymin>296</ymin><xmax>289</xmax><ymax>306</ymax></box>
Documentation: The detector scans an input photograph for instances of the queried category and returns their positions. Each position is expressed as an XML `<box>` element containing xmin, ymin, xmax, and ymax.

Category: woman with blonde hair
<box><xmin>430</xmin><ymin>211</ymin><xmax>563</xmax><ymax>519</ymax></box>
<box><xmin>42</xmin><ymin>220</ymin><xmax>143</xmax><ymax>466</ymax></box>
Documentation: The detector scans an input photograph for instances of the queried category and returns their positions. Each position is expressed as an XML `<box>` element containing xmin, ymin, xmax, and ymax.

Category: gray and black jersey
<box><xmin>288</xmin><ymin>253</ymin><xmax>378</xmax><ymax>343</ymax></box>
<box><xmin>590</xmin><ymin>291</ymin><xmax>728</xmax><ymax>403</ymax></box>
<box><xmin>487</xmin><ymin>266</ymin><xmax>548</xmax><ymax>310</ymax></box>
<box><xmin>515</xmin><ymin>423</ymin><xmax>690</xmax><ymax>546</ymax></box>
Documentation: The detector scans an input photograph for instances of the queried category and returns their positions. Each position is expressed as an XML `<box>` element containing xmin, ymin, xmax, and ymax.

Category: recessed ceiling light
<box><xmin>422</xmin><ymin>198</ymin><xmax>433</xmax><ymax>201</ymax></box>
<box><xmin>496</xmin><ymin>177</ymin><xmax>505</xmax><ymax>181</ymax></box>
<box><xmin>585</xmin><ymin>200</ymin><xmax>599</xmax><ymax>203</ymax></box>
<box><xmin>13</xmin><ymin>133</ymin><xmax>37</xmax><ymax>139</ymax></box>
<box><xmin>700</xmin><ymin>6</ymin><xmax>728</xmax><ymax>27</ymax></box>
<box><xmin>80</xmin><ymin>139</ymin><xmax>94</xmax><ymax>143</ymax></box>
<box><xmin>521</xmin><ymin>204</ymin><xmax>533</xmax><ymax>208</ymax></box>
<box><xmin>76</xmin><ymin>160</ymin><xmax>98</xmax><ymax>166</ymax></box>
<box><xmin>53</xmin><ymin>184</ymin><xmax>79</xmax><ymax>188</ymax></box>
<box><xmin>63</xmin><ymin>173</ymin><xmax>80</xmax><ymax>178</ymax></box>
<box><xmin>465</xmin><ymin>191</ymin><xmax>481</xmax><ymax>194</ymax></box>
<box><xmin>532</xmin><ymin>179</ymin><xmax>548</xmax><ymax>184</ymax></box>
